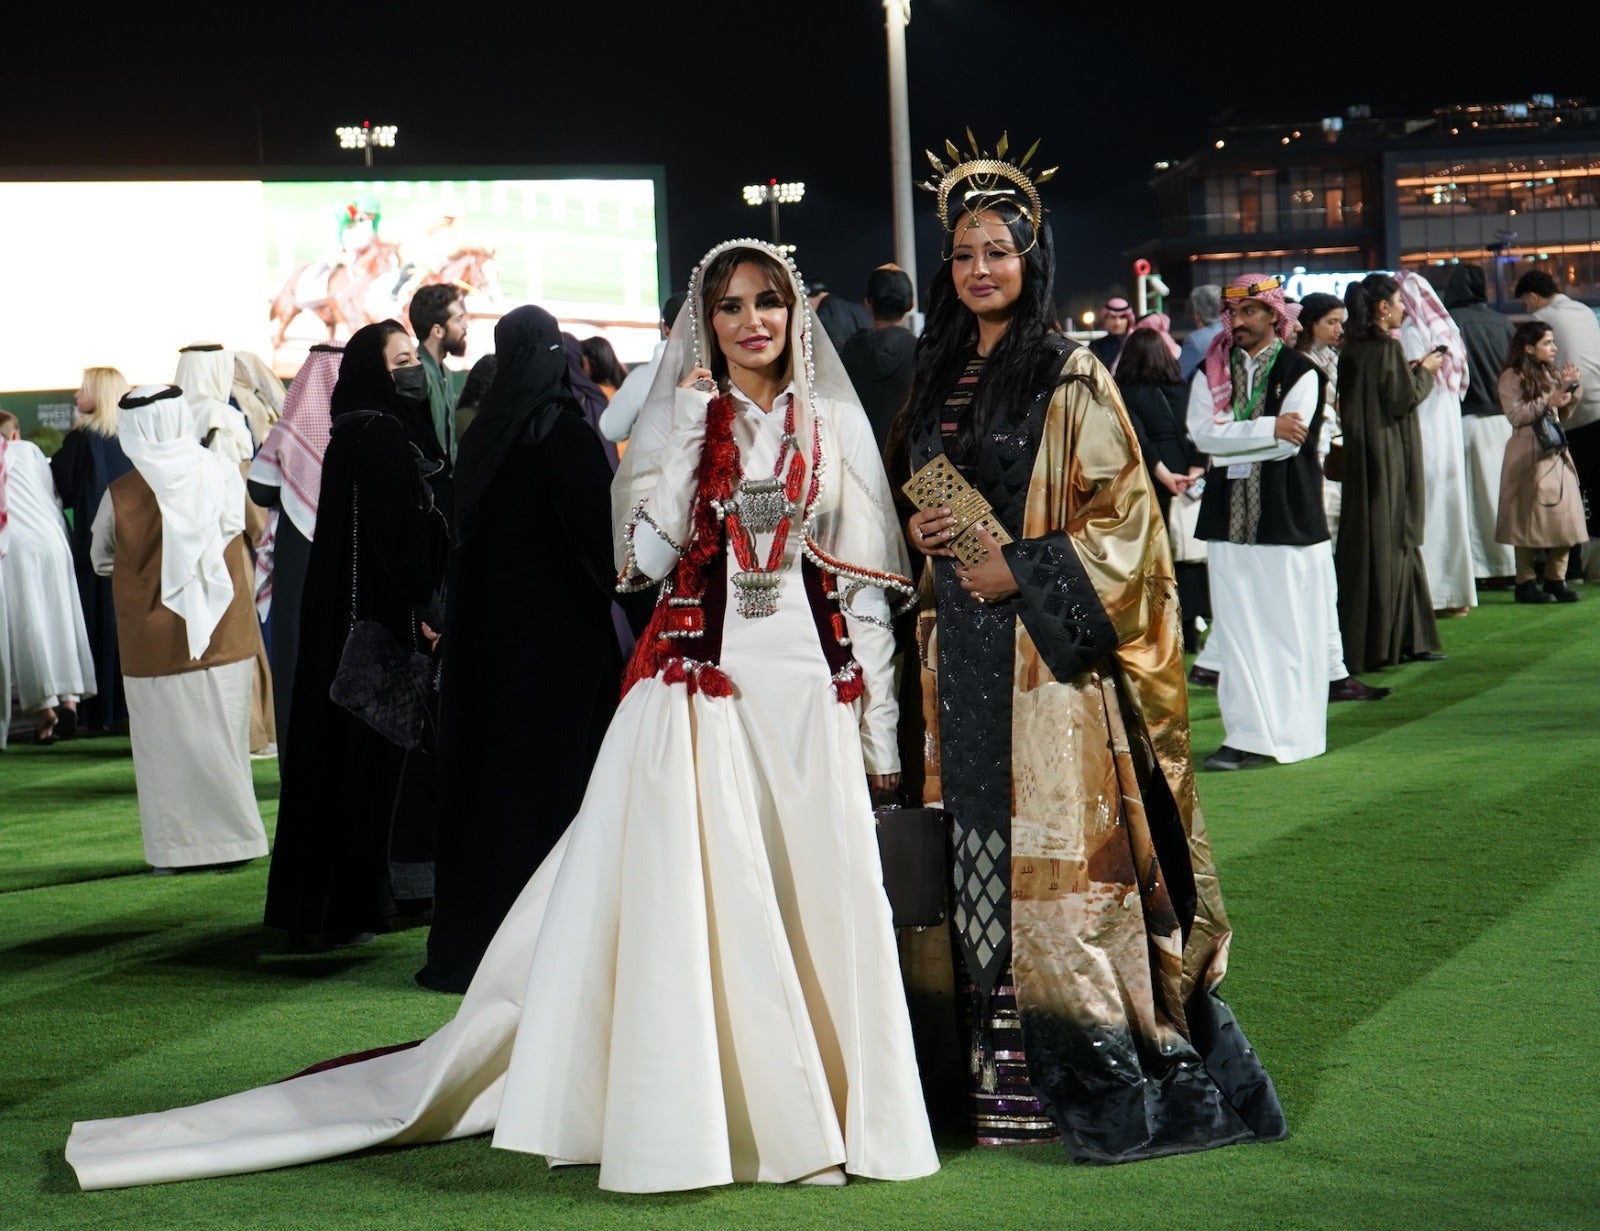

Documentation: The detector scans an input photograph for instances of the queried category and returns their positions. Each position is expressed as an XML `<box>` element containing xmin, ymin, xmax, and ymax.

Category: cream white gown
<box><xmin>68</xmin><ymin>395</ymin><xmax>938</xmax><ymax>1194</ymax></box>
<box><xmin>0</xmin><ymin>440</ymin><xmax>96</xmax><ymax>712</ymax></box>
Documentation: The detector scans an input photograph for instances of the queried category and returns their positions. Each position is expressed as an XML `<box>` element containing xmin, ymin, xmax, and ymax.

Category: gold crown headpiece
<box><xmin>919</xmin><ymin>129</ymin><xmax>1057</xmax><ymax>235</ymax></box>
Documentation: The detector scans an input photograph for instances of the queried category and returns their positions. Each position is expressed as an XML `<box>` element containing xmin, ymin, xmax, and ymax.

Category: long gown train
<box><xmin>68</xmin><ymin>547</ymin><xmax>938</xmax><ymax>1193</ymax></box>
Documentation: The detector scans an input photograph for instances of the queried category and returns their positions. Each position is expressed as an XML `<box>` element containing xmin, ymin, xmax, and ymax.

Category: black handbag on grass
<box><xmin>874</xmin><ymin>805</ymin><xmax>951</xmax><ymax>929</ymax></box>
<box><xmin>328</xmin><ymin>478</ymin><xmax>433</xmax><ymax>749</ymax></box>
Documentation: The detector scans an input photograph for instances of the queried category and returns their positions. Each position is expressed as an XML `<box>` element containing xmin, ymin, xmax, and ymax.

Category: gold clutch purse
<box><xmin>901</xmin><ymin>454</ymin><xmax>1013</xmax><ymax>566</ymax></box>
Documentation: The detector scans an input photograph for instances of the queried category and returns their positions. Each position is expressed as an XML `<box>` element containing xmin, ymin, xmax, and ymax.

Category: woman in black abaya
<box><xmin>417</xmin><ymin>306</ymin><xmax>621</xmax><ymax>992</ymax></box>
<box><xmin>264</xmin><ymin>320</ymin><xmax>448</xmax><ymax>947</ymax></box>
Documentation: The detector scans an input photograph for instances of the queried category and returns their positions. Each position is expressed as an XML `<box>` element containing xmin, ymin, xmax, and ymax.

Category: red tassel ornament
<box><xmin>831</xmin><ymin>663</ymin><xmax>866</xmax><ymax>704</ymax></box>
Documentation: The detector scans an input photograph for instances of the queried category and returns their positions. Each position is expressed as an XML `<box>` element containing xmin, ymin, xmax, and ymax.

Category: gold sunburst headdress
<box><xmin>919</xmin><ymin>129</ymin><xmax>1057</xmax><ymax>252</ymax></box>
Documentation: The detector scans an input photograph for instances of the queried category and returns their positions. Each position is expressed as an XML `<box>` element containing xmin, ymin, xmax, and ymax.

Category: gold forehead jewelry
<box><xmin>919</xmin><ymin>129</ymin><xmax>1057</xmax><ymax>236</ymax></box>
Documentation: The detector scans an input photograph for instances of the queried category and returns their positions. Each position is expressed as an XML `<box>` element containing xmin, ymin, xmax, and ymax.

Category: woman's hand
<box><xmin>956</xmin><ymin>527</ymin><xmax>1020</xmax><ymax>605</ymax></box>
<box><xmin>867</xmin><ymin>773</ymin><xmax>901</xmax><ymax>806</ymax></box>
<box><xmin>908</xmin><ymin>506</ymin><xmax>958</xmax><ymax>557</ymax></box>
<box><xmin>421</xmin><ymin>621</ymin><xmax>442</xmax><ymax>653</ymax></box>
<box><xmin>1552</xmin><ymin>362</ymin><xmax>1582</xmax><ymax>410</ymax></box>
<box><xmin>1416</xmin><ymin>350</ymin><xmax>1445</xmax><ymax>375</ymax></box>
<box><xmin>1153</xmin><ymin>461</ymin><xmax>1191</xmax><ymax>496</ymax></box>
<box><xmin>678</xmin><ymin>366</ymin><xmax>715</xmax><ymax>392</ymax></box>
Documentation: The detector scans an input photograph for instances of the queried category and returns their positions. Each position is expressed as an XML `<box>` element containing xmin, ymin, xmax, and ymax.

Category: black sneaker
<box><xmin>1202</xmin><ymin>745</ymin><xmax>1271</xmax><ymax>771</ymax></box>
<box><xmin>1515</xmin><ymin>580</ymin><xmax>1557</xmax><ymax>604</ymax></box>
<box><xmin>1544</xmin><ymin>580</ymin><xmax>1581</xmax><ymax>603</ymax></box>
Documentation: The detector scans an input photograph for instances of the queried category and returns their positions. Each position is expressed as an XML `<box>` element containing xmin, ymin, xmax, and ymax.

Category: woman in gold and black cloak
<box><xmin>887</xmin><ymin>133</ymin><xmax>1287</xmax><ymax>1163</ymax></box>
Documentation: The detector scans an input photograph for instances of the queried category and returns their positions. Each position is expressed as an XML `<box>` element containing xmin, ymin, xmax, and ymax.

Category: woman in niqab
<box><xmin>417</xmin><ymin>306</ymin><xmax>621</xmax><ymax>992</ymax></box>
<box><xmin>263</xmin><ymin>320</ymin><xmax>448</xmax><ymax>946</ymax></box>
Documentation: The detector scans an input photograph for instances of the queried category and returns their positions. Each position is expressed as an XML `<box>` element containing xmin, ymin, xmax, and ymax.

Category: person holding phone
<box><xmin>1397</xmin><ymin>271</ymin><xmax>1476</xmax><ymax>617</ymax></box>
<box><xmin>1334</xmin><ymin>273</ymin><xmax>1447</xmax><ymax>672</ymax></box>
<box><xmin>1114</xmin><ymin>326</ymin><xmax>1210</xmax><ymax>650</ymax></box>
<box><xmin>1495</xmin><ymin>321</ymin><xmax>1588</xmax><ymax>602</ymax></box>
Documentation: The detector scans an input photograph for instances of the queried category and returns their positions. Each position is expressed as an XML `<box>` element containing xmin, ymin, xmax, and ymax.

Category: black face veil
<box><xmin>451</xmin><ymin>305</ymin><xmax>573</xmax><ymax>542</ymax></box>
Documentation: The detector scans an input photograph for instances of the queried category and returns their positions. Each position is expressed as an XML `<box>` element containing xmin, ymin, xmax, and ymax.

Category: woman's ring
<box><xmin>693</xmin><ymin>377</ymin><xmax>715</xmax><ymax>393</ymax></box>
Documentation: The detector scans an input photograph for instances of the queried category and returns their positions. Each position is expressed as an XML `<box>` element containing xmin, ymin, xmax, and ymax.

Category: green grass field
<box><xmin>3</xmin><ymin>589</ymin><xmax>1597</xmax><ymax>1230</ymax></box>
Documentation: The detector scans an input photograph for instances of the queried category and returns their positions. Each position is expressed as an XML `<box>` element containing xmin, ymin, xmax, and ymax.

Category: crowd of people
<box><xmin>1093</xmin><ymin>264</ymin><xmax>1596</xmax><ymax>771</ymax></box>
<box><xmin>8</xmin><ymin>131</ymin><xmax>1586</xmax><ymax>1199</ymax></box>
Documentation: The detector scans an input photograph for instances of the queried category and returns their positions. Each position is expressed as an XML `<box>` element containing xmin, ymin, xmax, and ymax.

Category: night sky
<box><xmin>9</xmin><ymin>2</ymin><xmax>1592</xmax><ymax>304</ymax></box>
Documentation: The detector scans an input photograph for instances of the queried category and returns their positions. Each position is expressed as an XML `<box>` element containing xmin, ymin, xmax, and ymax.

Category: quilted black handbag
<box><xmin>1532</xmin><ymin>410</ymin><xmax>1569</xmax><ymax>455</ymax></box>
<box><xmin>874</xmin><ymin>805</ymin><xmax>951</xmax><ymax>929</ymax></box>
<box><xmin>328</xmin><ymin>478</ymin><xmax>433</xmax><ymax>749</ymax></box>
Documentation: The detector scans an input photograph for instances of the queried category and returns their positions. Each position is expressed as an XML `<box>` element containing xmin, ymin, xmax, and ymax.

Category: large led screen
<box><xmin>0</xmin><ymin>175</ymin><xmax>664</xmax><ymax>394</ymax></box>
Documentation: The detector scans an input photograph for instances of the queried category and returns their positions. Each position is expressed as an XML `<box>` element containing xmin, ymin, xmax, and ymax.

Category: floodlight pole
<box><xmin>335</xmin><ymin>122</ymin><xmax>398</xmax><ymax>168</ymax></box>
<box><xmin>884</xmin><ymin>0</ymin><xmax>918</xmax><ymax>310</ymax></box>
<box><xmin>743</xmin><ymin>181</ymin><xmax>805</xmax><ymax>251</ymax></box>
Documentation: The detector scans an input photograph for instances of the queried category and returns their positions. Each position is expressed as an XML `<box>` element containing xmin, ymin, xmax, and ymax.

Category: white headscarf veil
<box><xmin>231</xmin><ymin>350</ymin><xmax>287</xmax><ymax>446</ymax></box>
<box><xmin>118</xmin><ymin>384</ymin><xmax>247</xmax><ymax>659</ymax></box>
<box><xmin>611</xmin><ymin>237</ymin><xmax>912</xmax><ymax>613</ymax></box>
<box><xmin>176</xmin><ymin>343</ymin><xmax>255</xmax><ymax>464</ymax></box>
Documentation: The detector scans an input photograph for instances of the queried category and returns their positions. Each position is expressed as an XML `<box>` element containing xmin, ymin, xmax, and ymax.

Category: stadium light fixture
<box><xmin>335</xmin><ymin>121</ymin><xmax>399</xmax><ymax>168</ymax></box>
<box><xmin>742</xmin><ymin>179</ymin><xmax>807</xmax><ymax>246</ymax></box>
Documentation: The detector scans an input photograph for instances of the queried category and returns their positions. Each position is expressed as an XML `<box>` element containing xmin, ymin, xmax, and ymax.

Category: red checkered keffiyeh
<box><xmin>250</xmin><ymin>346</ymin><xmax>341</xmax><ymax>541</ymax></box>
<box><xmin>1397</xmin><ymin>270</ymin><xmax>1468</xmax><ymax>396</ymax></box>
<box><xmin>1203</xmin><ymin>274</ymin><xmax>1298</xmax><ymax>424</ymax></box>
<box><xmin>249</xmin><ymin>345</ymin><xmax>342</xmax><ymax>619</ymax></box>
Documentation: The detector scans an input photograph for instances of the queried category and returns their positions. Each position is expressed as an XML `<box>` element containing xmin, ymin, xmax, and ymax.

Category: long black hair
<box><xmin>888</xmin><ymin>199</ymin><xmax>1066</xmax><ymax>473</ymax></box>
<box><xmin>1504</xmin><ymin>320</ymin><xmax>1557</xmax><ymax>404</ymax></box>
<box><xmin>1343</xmin><ymin>273</ymin><xmax>1400</xmax><ymax>343</ymax></box>
<box><xmin>1115</xmin><ymin>327</ymin><xmax>1180</xmax><ymax>386</ymax></box>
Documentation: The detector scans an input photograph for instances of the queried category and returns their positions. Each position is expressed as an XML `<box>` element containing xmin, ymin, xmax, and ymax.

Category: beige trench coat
<box><xmin>1495</xmin><ymin>370</ymin><xmax>1588</xmax><ymax>547</ymax></box>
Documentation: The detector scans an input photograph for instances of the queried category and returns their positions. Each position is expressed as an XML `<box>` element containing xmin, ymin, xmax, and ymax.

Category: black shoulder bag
<box><xmin>1531</xmin><ymin>409</ymin><xmax>1569</xmax><ymax>455</ymax></box>
<box><xmin>328</xmin><ymin>447</ymin><xmax>434</xmax><ymax>748</ymax></box>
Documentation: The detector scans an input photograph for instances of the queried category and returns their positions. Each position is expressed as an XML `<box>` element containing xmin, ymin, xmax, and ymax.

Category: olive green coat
<box><xmin>1334</xmin><ymin>335</ymin><xmax>1442</xmax><ymax>672</ymax></box>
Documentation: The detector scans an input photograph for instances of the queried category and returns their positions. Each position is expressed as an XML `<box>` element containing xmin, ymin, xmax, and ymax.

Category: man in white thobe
<box><xmin>1187</xmin><ymin>274</ymin><xmax>1332</xmax><ymax>770</ymax></box>
<box><xmin>90</xmin><ymin>385</ymin><xmax>267</xmax><ymax>872</ymax></box>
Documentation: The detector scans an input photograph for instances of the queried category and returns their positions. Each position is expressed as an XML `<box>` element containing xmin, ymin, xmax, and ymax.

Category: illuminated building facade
<box><xmin>1135</xmin><ymin>97</ymin><xmax>1600</xmax><ymax>307</ymax></box>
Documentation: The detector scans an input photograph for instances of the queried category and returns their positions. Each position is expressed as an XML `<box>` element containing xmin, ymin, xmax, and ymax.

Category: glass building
<box><xmin>1136</xmin><ymin>98</ymin><xmax>1600</xmax><ymax>307</ymax></box>
<box><xmin>1391</xmin><ymin>148</ymin><xmax>1600</xmax><ymax>300</ymax></box>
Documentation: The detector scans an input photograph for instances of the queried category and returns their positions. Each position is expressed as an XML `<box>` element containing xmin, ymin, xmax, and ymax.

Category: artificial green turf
<box><xmin>3</xmin><ymin>588</ymin><xmax>1597</xmax><ymax>1230</ymax></box>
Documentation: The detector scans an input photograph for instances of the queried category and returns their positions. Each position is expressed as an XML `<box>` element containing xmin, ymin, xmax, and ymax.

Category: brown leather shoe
<box><xmin>1187</xmin><ymin>665</ymin><xmax>1219</xmax><ymax>687</ymax></box>
<box><xmin>1328</xmin><ymin>676</ymin><xmax>1392</xmax><ymax>702</ymax></box>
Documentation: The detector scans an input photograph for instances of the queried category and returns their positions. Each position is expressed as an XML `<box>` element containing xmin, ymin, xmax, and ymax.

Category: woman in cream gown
<box><xmin>67</xmin><ymin>240</ymin><xmax>938</xmax><ymax>1194</ymax></box>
